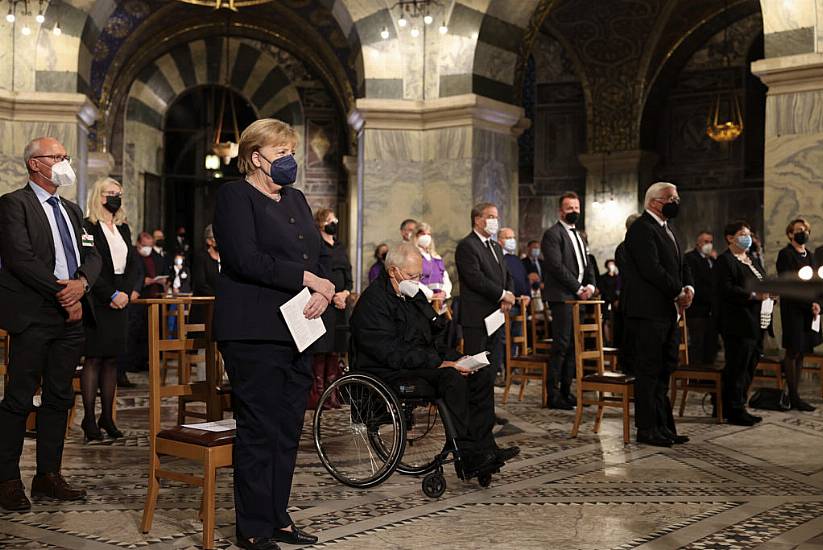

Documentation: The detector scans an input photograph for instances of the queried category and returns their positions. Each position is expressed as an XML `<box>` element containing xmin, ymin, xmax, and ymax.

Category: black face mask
<box><xmin>324</xmin><ymin>222</ymin><xmax>338</xmax><ymax>236</ymax></box>
<box><xmin>794</xmin><ymin>231</ymin><xmax>809</xmax><ymax>245</ymax></box>
<box><xmin>661</xmin><ymin>201</ymin><xmax>680</xmax><ymax>219</ymax></box>
<box><xmin>103</xmin><ymin>195</ymin><xmax>121</xmax><ymax>214</ymax></box>
<box><xmin>563</xmin><ymin>211</ymin><xmax>579</xmax><ymax>225</ymax></box>
<box><xmin>155</xmin><ymin>238</ymin><xmax>165</xmax><ymax>248</ymax></box>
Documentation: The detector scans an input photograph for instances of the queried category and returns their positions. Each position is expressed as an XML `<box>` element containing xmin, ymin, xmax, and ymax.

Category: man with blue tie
<box><xmin>0</xmin><ymin>137</ymin><xmax>101</xmax><ymax>511</ymax></box>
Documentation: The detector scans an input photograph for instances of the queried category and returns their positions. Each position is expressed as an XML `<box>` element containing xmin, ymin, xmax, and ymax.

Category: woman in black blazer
<box><xmin>213</xmin><ymin>119</ymin><xmax>333</xmax><ymax>550</ymax></box>
<box><xmin>776</xmin><ymin>218</ymin><xmax>819</xmax><ymax>411</ymax></box>
<box><xmin>714</xmin><ymin>221</ymin><xmax>771</xmax><ymax>425</ymax></box>
<box><xmin>81</xmin><ymin>178</ymin><xmax>139</xmax><ymax>441</ymax></box>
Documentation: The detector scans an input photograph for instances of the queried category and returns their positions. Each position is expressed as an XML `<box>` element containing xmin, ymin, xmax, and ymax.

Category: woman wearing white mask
<box><xmin>415</xmin><ymin>222</ymin><xmax>452</xmax><ymax>300</ymax></box>
<box><xmin>170</xmin><ymin>254</ymin><xmax>192</xmax><ymax>295</ymax></box>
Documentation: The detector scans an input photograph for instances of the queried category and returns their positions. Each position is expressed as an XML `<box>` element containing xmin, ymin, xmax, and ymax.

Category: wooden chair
<box><xmin>139</xmin><ymin>297</ymin><xmax>232</xmax><ymax>550</ymax></box>
<box><xmin>802</xmin><ymin>353</ymin><xmax>823</xmax><ymax>398</ymax></box>
<box><xmin>501</xmin><ymin>297</ymin><xmax>549</xmax><ymax>406</ymax></box>
<box><xmin>753</xmin><ymin>356</ymin><xmax>784</xmax><ymax>390</ymax></box>
<box><xmin>669</xmin><ymin>313</ymin><xmax>723</xmax><ymax>423</ymax></box>
<box><xmin>568</xmin><ymin>300</ymin><xmax>634</xmax><ymax>444</ymax></box>
<box><xmin>528</xmin><ymin>298</ymin><xmax>552</xmax><ymax>355</ymax></box>
<box><xmin>0</xmin><ymin>329</ymin><xmax>8</xmax><ymax>383</ymax></box>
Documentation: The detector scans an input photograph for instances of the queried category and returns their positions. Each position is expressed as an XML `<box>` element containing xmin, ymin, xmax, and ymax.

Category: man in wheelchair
<box><xmin>350</xmin><ymin>242</ymin><xmax>519</xmax><ymax>479</ymax></box>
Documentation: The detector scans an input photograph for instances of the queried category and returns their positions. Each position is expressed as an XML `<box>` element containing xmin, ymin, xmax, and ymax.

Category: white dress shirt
<box><xmin>558</xmin><ymin>219</ymin><xmax>594</xmax><ymax>295</ymax></box>
<box><xmin>29</xmin><ymin>181</ymin><xmax>80</xmax><ymax>280</ymax></box>
<box><xmin>473</xmin><ymin>229</ymin><xmax>509</xmax><ymax>302</ymax></box>
<box><xmin>100</xmin><ymin>221</ymin><xmax>128</xmax><ymax>275</ymax></box>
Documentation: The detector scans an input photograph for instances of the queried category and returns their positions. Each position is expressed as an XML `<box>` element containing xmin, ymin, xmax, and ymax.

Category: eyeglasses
<box><xmin>655</xmin><ymin>196</ymin><xmax>680</xmax><ymax>204</ymax></box>
<box><xmin>32</xmin><ymin>154</ymin><xmax>71</xmax><ymax>163</ymax></box>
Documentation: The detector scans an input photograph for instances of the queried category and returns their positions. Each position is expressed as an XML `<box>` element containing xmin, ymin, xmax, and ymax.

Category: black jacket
<box><xmin>714</xmin><ymin>249</ymin><xmax>762</xmax><ymax>338</ymax></box>
<box><xmin>683</xmin><ymin>249</ymin><xmax>714</xmax><ymax>318</ymax></box>
<box><xmin>350</xmin><ymin>271</ymin><xmax>459</xmax><ymax>379</ymax></box>
<box><xmin>192</xmin><ymin>249</ymin><xmax>220</xmax><ymax>297</ymax></box>
<box><xmin>81</xmin><ymin>220</ymin><xmax>139</xmax><ymax>308</ymax></box>
<box><xmin>213</xmin><ymin>181</ymin><xmax>329</xmax><ymax>342</ymax></box>
<box><xmin>522</xmin><ymin>257</ymin><xmax>546</xmax><ymax>289</ymax></box>
<box><xmin>623</xmin><ymin>211</ymin><xmax>692</xmax><ymax>320</ymax></box>
<box><xmin>454</xmin><ymin>231</ymin><xmax>513</xmax><ymax>328</ymax></box>
<box><xmin>0</xmin><ymin>184</ymin><xmax>101</xmax><ymax>332</ymax></box>
<box><xmin>540</xmin><ymin>221</ymin><xmax>596</xmax><ymax>302</ymax></box>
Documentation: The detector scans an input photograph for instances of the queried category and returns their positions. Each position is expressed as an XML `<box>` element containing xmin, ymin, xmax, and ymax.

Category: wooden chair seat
<box><xmin>754</xmin><ymin>356</ymin><xmax>783</xmax><ymax>390</ymax></box>
<box><xmin>582</xmin><ymin>372</ymin><xmax>634</xmax><ymax>385</ymax></box>
<box><xmin>670</xmin><ymin>313</ymin><xmax>722</xmax><ymax>422</ymax></box>
<box><xmin>157</xmin><ymin>426</ymin><xmax>235</xmax><ymax>447</ymax></box>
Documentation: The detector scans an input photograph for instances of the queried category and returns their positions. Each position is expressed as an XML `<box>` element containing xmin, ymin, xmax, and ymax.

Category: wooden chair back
<box><xmin>504</xmin><ymin>297</ymin><xmax>531</xmax><ymax>364</ymax></box>
<box><xmin>678</xmin><ymin>311</ymin><xmax>689</xmax><ymax>366</ymax></box>
<box><xmin>569</xmin><ymin>300</ymin><xmax>606</xmax><ymax>379</ymax></box>
<box><xmin>528</xmin><ymin>298</ymin><xmax>551</xmax><ymax>354</ymax></box>
<box><xmin>502</xmin><ymin>297</ymin><xmax>548</xmax><ymax>406</ymax></box>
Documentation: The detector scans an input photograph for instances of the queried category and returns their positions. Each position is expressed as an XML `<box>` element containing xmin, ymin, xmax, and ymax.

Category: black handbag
<box><xmin>748</xmin><ymin>387</ymin><xmax>790</xmax><ymax>411</ymax></box>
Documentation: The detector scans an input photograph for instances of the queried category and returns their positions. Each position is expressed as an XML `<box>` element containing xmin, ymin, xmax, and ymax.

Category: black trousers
<box><xmin>721</xmin><ymin>334</ymin><xmax>759</xmax><ymax>414</ymax></box>
<box><xmin>220</xmin><ymin>341</ymin><xmax>312</xmax><ymax>538</ymax></box>
<box><xmin>461</xmin><ymin>326</ymin><xmax>501</xmax><ymax>450</ymax></box>
<box><xmin>380</xmin><ymin>366</ymin><xmax>495</xmax><ymax>453</ymax></box>
<box><xmin>548</xmin><ymin>302</ymin><xmax>575</xmax><ymax>396</ymax></box>
<box><xmin>0</xmin><ymin>314</ymin><xmax>84</xmax><ymax>481</ymax></box>
<box><xmin>688</xmin><ymin>315</ymin><xmax>719</xmax><ymax>366</ymax></box>
<box><xmin>126</xmin><ymin>303</ymin><xmax>148</xmax><ymax>372</ymax></box>
<box><xmin>629</xmin><ymin>317</ymin><xmax>679</xmax><ymax>433</ymax></box>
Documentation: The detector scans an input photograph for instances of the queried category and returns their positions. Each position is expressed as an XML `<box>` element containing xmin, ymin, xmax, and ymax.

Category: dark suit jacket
<box><xmin>713</xmin><ymin>249</ymin><xmax>761</xmax><ymax>338</ymax></box>
<box><xmin>82</xmin><ymin>220</ymin><xmax>139</xmax><ymax>308</ymax></box>
<box><xmin>193</xmin><ymin>249</ymin><xmax>220</xmax><ymax>296</ymax></box>
<box><xmin>814</xmin><ymin>245</ymin><xmax>823</xmax><ymax>269</ymax></box>
<box><xmin>0</xmin><ymin>184</ymin><xmax>101</xmax><ymax>333</ymax></box>
<box><xmin>623</xmin><ymin>211</ymin><xmax>692</xmax><ymax>321</ymax></box>
<box><xmin>540</xmin><ymin>221</ymin><xmax>596</xmax><ymax>302</ymax></box>
<box><xmin>455</xmin><ymin>231</ymin><xmax>513</xmax><ymax>328</ymax></box>
<box><xmin>683</xmin><ymin>249</ymin><xmax>714</xmax><ymax>318</ymax></box>
<box><xmin>213</xmin><ymin>181</ymin><xmax>329</xmax><ymax>342</ymax></box>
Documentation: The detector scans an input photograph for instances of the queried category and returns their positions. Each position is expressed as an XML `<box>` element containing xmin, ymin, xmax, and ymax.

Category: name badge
<box><xmin>81</xmin><ymin>234</ymin><xmax>94</xmax><ymax>247</ymax></box>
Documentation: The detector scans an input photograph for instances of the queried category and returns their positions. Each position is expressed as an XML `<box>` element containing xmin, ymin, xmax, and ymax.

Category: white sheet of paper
<box><xmin>812</xmin><ymin>315</ymin><xmax>820</xmax><ymax>333</ymax></box>
<box><xmin>280</xmin><ymin>287</ymin><xmax>326</xmax><ymax>352</ymax></box>
<box><xmin>484</xmin><ymin>309</ymin><xmax>505</xmax><ymax>336</ymax></box>
<box><xmin>455</xmin><ymin>352</ymin><xmax>491</xmax><ymax>372</ymax></box>
<box><xmin>181</xmin><ymin>419</ymin><xmax>236</xmax><ymax>432</ymax></box>
<box><xmin>761</xmin><ymin>297</ymin><xmax>774</xmax><ymax>316</ymax></box>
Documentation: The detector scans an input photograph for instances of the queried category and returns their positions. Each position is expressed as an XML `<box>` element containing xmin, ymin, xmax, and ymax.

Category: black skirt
<box><xmin>84</xmin><ymin>274</ymin><xmax>129</xmax><ymax>357</ymax></box>
<box><xmin>779</xmin><ymin>299</ymin><xmax>821</xmax><ymax>353</ymax></box>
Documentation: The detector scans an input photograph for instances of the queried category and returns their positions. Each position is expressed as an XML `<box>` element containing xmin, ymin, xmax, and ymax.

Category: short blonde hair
<box><xmin>86</xmin><ymin>177</ymin><xmax>127</xmax><ymax>225</ymax></box>
<box><xmin>415</xmin><ymin>221</ymin><xmax>439</xmax><ymax>257</ymax></box>
<box><xmin>237</xmin><ymin>118</ymin><xmax>298</xmax><ymax>175</ymax></box>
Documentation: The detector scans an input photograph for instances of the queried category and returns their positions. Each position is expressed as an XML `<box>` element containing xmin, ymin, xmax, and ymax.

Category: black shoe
<box><xmin>659</xmin><ymin>427</ymin><xmax>689</xmax><ymax>444</ymax></box>
<box><xmin>547</xmin><ymin>396</ymin><xmax>573</xmax><ymax>410</ymax></box>
<box><xmin>81</xmin><ymin>419</ymin><xmax>103</xmax><ymax>443</ymax></box>
<box><xmin>271</xmin><ymin>524</ymin><xmax>318</xmax><ymax>545</ymax></box>
<box><xmin>743</xmin><ymin>411</ymin><xmax>762</xmax><ymax>423</ymax></box>
<box><xmin>117</xmin><ymin>372</ymin><xmax>136</xmax><ymax>388</ymax></box>
<box><xmin>237</xmin><ymin>536</ymin><xmax>281</xmax><ymax>550</ymax></box>
<box><xmin>461</xmin><ymin>451</ymin><xmax>499</xmax><ymax>478</ymax></box>
<box><xmin>726</xmin><ymin>413</ymin><xmax>757</xmax><ymax>426</ymax></box>
<box><xmin>0</xmin><ymin>479</ymin><xmax>31</xmax><ymax>511</ymax></box>
<box><xmin>494</xmin><ymin>415</ymin><xmax>509</xmax><ymax>426</ymax></box>
<box><xmin>98</xmin><ymin>419</ymin><xmax>123</xmax><ymax>439</ymax></box>
<box><xmin>636</xmin><ymin>429</ymin><xmax>673</xmax><ymax>447</ymax></box>
<box><xmin>494</xmin><ymin>446</ymin><xmax>520</xmax><ymax>463</ymax></box>
<box><xmin>30</xmin><ymin>473</ymin><xmax>86</xmax><ymax>501</ymax></box>
<box><xmin>562</xmin><ymin>393</ymin><xmax>577</xmax><ymax>406</ymax></box>
<box><xmin>792</xmin><ymin>399</ymin><xmax>816</xmax><ymax>412</ymax></box>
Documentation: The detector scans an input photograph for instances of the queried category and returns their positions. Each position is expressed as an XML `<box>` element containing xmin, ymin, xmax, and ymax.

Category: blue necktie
<box><xmin>46</xmin><ymin>196</ymin><xmax>79</xmax><ymax>278</ymax></box>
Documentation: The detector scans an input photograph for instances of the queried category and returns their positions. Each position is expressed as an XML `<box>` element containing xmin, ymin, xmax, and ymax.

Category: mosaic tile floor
<box><xmin>1</xmin><ymin>373</ymin><xmax>822</xmax><ymax>550</ymax></box>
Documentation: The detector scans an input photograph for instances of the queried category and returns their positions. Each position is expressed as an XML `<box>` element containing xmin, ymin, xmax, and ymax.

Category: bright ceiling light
<box><xmin>380</xmin><ymin>26</ymin><xmax>389</xmax><ymax>40</ymax></box>
<box><xmin>410</xmin><ymin>26</ymin><xmax>420</xmax><ymax>37</ymax></box>
<box><xmin>21</xmin><ymin>24</ymin><xmax>31</xmax><ymax>35</ymax></box>
<box><xmin>799</xmin><ymin>266</ymin><xmax>814</xmax><ymax>280</ymax></box>
<box><xmin>423</xmin><ymin>14</ymin><xmax>433</xmax><ymax>25</ymax></box>
<box><xmin>53</xmin><ymin>22</ymin><xmax>62</xmax><ymax>36</ymax></box>
<box><xmin>398</xmin><ymin>16</ymin><xmax>407</xmax><ymax>27</ymax></box>
<box><xmin>36</xmin><ymin>12</ymin><xmax>45</xmax><ymax>24</ymax></box>
<box><xmin>5</xmin><ymin>8</ymin><xmax>15</xmax><ymax>23</ymax></box>
<box><xmin>438</xmin><ymin>22</ymin><xmax>448</xmax><ymax>34</ymax></box>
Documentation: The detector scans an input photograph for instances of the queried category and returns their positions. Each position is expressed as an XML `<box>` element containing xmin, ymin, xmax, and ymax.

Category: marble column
<box><xmin>341</xmin><ymin>154</ymin><xmax>361</xmax><ymax>290</ymax></box>
<box><xmin>348</xmin><ymin>93</ymin><xmax>526</xmax><ymax>288</ymax></box>
<box><xmin>0</xmin><ymin>89</ymin><xmax>97</xmax><ymax>206</ymax></box>
<box><xmin>752</xmin><ymin>53</ymin><xmax>823</xmax><ymax>270</ymax></box>
<box><xmin>577</xmin><ymin>150</ymin><xmax>658</xmax><ymax>266</ymax></box>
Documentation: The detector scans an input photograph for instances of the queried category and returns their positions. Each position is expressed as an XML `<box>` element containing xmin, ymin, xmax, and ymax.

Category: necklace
<box><xmin>247</xmin><ymin>178</ymin><xmax>281</xmax><ymax>202</ymax></box>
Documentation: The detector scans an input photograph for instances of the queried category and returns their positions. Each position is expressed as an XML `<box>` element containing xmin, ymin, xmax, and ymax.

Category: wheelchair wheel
<box><xmin>422</xmin><ymin>471</ymin><xmax>446</xmax><ymax>498</ymax></box>
<box><xmin>314</xmin><ymin>374</ymin><xmax>406</xmax><ymax>489</ymax></box>
<box><xmin>369</xmin><ymin>401</ymin><xmax>449</xmax><ymax>476</ymax></box>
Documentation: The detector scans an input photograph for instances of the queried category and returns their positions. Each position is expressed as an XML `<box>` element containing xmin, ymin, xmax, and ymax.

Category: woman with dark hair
<box><xmin>776</xmin><ymin>218</ymin><xmax>819</xmax><ymax>411</ymax></box>
<box><xmin>714</xmin><ymin>221</ymin><xmax>771</xmax><ymax>425</ymax></box>
<box><xmin>214</xmin><ymin>118</ymin><xmax>334</xmax><ymax>549</ymax></box>
<box><xmin>368</xmin><ymin>243</ymin><xmax>388</xmax><ymax>283</ymax></box>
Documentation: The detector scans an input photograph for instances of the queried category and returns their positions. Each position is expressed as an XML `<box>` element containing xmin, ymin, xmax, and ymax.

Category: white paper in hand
<box><xmin>455</xmin><ymin>352</ymin><xmax>490</xmax><ymax>372</ymax></box>
<box><xmin>812</xmin><ymin>315</ymin><xmax>820</xmax><ymax>333</ymax></box>
<box><xmin>761</xmin><ymin>297</ymin><xmax>774</xmax><ymax>316</ymax></box>
<box><xmin>280</xmin><ymin>287</ymin><xmax>327</xmax><ymax>352</ymax></box>
<box><xmin>484</xmin><ymin>309</ymin><xmax>505</xmax><ymax>336</ymax></box>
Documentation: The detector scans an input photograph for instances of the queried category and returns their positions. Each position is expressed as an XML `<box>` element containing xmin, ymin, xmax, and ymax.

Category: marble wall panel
<box><xmin>764</xmin><ymin>27</ymin><xmax>816</xmax><ymax>57</ymax></box>
<box><xmin>584</xmin><ymin>173</ymin><xmax>639</xmax><ymax>267</ymax></box>
<box><xmin>762</xmin><ymin>0</ymin><xmax>815</xmax><ymax>34</ymax></box>
<box><xmin>471</xmin><ymin>128</ymin><xmax>518</xmax><ymax>229</ymax></box>
<box><xmin>766</xmin><ymin>89</ymin><xmax>823</xmax><ymax>138</ymax></box>
<box><xmin>122</xmin><ymin>120</ymin><xmax>163</xmax><ymax>232</ymax></box>
<box><xmin>763</xmin><ymin>132</ymin><xmax>823</xmax><ymax>271</ymax></box>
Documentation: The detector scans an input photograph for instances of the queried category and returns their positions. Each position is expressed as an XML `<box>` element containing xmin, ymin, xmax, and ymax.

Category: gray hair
<box><xmin>22</xmin><ymin>138</ymin><xmax>46</xmax><ymax>169</ymax></box>
<box><xmin>385</xmin><ymin>242</ymin><xmax>422</xmax><ymax>271</ymax></box>
<box><xmin>204</xmin><ymin>224</ymin><xmax>214</xmax><ymax>241</ymax></box>
<box><xmin>644</xmin><ymin>182</ymin><xmax>677</xmax><ymax>209</ymax></box>
<box><xmin>625</xmin><ymin>213</ymin><xmax>641</xmax><ymax>230</ymax></box>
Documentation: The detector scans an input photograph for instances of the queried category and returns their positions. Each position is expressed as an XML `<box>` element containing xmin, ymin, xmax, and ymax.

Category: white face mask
<box><xmin>502</xmin><ymin>238</ymin><xmax>517</xmax><ymax>254</ymax></box>
<box><xmin>174</xmin><ymin>258</ymin><xmax>184</xmax><ymax>267</ymax></box>
<box><xmin>484</xmin><ymin>218</ymin><xmax>499</xmax><ymax>235</ymax></box>
<box><xmin>607</xmin><ymin>264</ymin><xmax>618</xmax><ymax>274</ymax></box>
<box><xmin>417</xmin><ymin>234</ymin><xmax>432</xmax><ymax>249</ymax></box>
<box><xmin>49</xmin><ymin>159</ymin><xmax>76</xmax><ymax>187</ymax></box>
<box><xmin>700</xmin><ymin>243</ymin><xmax>713</xmax><ymax>256</ymax></box>
<box><xmin>398</xmin><ymin>279</ymin><xmax>420</xmax><ymax>298</ymax></box>
<box><xmin>138</xmin><ymin>246</ymin><xmax>152</xmax><ymax>257</ymax></box>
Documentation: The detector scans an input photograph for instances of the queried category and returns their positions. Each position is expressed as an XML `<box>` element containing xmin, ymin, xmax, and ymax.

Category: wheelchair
<box><xmin>312</xmin><ymin>370</ymin><xmax>498</xmax><ymax>498</ymax></box>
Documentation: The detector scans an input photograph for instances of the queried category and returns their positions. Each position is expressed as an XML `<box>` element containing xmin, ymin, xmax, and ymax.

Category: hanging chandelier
<box><xmin>380</xmin><ymin>0</ymin><xmax>447</xmax><ymax>40</ymax></box>
<box><xmin>706</xmin><ymin>0</ymin><xmax>743</xmax><ymax>143</ymax></box>
<box><xmin>206</xmin><ymin>35</ymin><xmax>241</xmax><ymax>168</ymax></box>
<box><xmin>176</xmin><ymin>0</ymin><xmax>272</xmax><ymax>10</ymax></box>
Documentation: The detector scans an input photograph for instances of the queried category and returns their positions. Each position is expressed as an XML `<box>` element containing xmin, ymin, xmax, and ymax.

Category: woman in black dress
<box><xmin>214</xmin><ymin>118</ymin><xmax>333</xmax><ymax>549</ymax></box>
<box><xmin>714</xmin><ymin>221</ymin><xmax>770</xmax><ymax>425</ymax></box>
<box><xmin>81</xmin><ymin>178</ymin><xmax>139</xmax><ymax>441</ymax></box>
<box><xmin>308</xmin><ymin>208</ymin><xmax>353</xmax><ymax>409</ymax></box>
<box><xmin>776</xmin><ymin>218</ymin><xmax>819</xmax><ymax>411</ymax></box>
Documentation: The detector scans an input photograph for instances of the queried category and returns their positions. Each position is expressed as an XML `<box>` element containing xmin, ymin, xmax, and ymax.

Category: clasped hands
<box><xmin>56</xmin><ymin>278</ymin><xmax>85</xmax><ymax>322</ymax></box>
<box><xmin>500</xmin><ymin>290</ymin><xmax>516</xmax><ymax>313</ymax></box>
<box><xmin>676</xmin><ymin>286</ymin><xmax>694</xmax><ymax>311</ymax></box>
<box><xmin>303</xmin><ymin>271</ymin><xmax>335</xmax><ymax>320</ymax></box>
